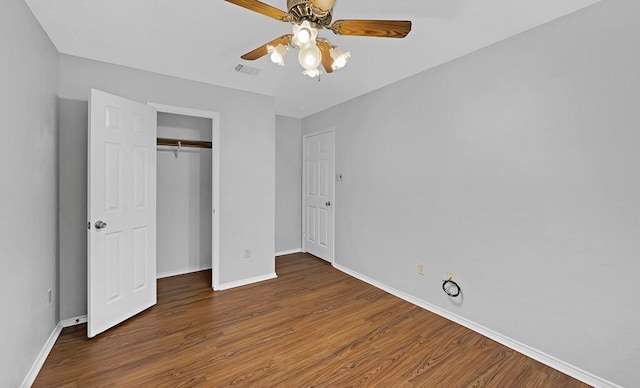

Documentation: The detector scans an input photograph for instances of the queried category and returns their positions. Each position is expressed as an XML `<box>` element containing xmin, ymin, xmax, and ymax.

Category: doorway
<box><xmin>150</xmin><ymin>103</ymin><xmax>221</xmax><ymax>290</ymax></box>
<box><xmin>87</xmin><ymin>92</ymin><xmax>221</xmax><ymax>337</ymax></box>
<box><xmin>156</xmin><ymin>112</ymin><xmax>212</xmax><ymax>278</ymax></box>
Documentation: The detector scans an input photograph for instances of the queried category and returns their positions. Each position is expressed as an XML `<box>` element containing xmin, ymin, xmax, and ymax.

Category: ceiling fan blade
<box><xmin>225</xmin><ymin>0</ymin><xmax>291</xmax><ymax>21</ymax></box>
<box><xmin>316</xmin><ymin>40</ymin><xmax>334</xmax><ymax>74</ymax></box>
<box><xmin>241</xmin><ymin>35</ymin><xmax>292</xmax><ymax>61</ymax></box>
<box><xmin>331</xmin><ymin>20</ymin><xmax>412</xmax><ymax>38</ymax></box>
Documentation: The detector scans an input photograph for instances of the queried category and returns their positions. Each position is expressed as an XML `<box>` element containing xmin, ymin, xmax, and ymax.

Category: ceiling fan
<box><xmin>225</xmin><ymin>0</ymin><xmax>412</xmax><ymax>78</ymax></box>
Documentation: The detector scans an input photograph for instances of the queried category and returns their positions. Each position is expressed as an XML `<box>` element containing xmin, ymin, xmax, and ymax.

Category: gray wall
<box><xmin>58</xmin><ymin>99</ymin><xmax>88</xmax><ymax>320</ymax></box>
<box><xmin>275</xmin><ymin>115</ymin><xmax>302</xmax><ymax>253</ymax></box>
<box><xmin>0</xmin><ymin>0</ymin><xmax>60</xmax><ymax>386</ymax></box>
<box><xmin>58</xmin><ymin>54</ymin><xmax>276</xmax><ymax>319</ymax></box>
<box><xmin>157</xmin><ymin>112</ymin><xmax>212</xmax><ymax>276</ymax></box>
<box><xmin>302</xmin><ymin>0</ymin><xmax>639</xmax><ymax>386</ymax></box>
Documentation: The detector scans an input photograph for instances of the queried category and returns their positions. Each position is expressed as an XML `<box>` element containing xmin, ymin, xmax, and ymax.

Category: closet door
<box><xmin>87</xmin><ymin>89</ymin><xmax>157</xmax><ymax>338</ymax></box>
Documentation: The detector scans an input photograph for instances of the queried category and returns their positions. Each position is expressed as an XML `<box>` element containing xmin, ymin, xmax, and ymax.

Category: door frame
<box><xmin>148</xmin><ymin>103</ymin><xmax>221</xmax><ymax>290</ymax></box>
<box><xmin>301</xmin><ymin>128</ymin><xmax>336</xmax><ymax>264</ymax></box>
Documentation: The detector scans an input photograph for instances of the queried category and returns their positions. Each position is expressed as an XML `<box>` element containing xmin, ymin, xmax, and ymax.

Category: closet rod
<box><xmin>157</xmin><ymin>137</ymin><xmax>212</xmax><ymax>149</ymax></box>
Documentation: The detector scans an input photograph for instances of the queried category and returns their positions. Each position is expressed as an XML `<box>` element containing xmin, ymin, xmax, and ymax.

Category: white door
<box><xmin>303</xmin><ymin>130</ymin><xmax>335</xmax><ymax>262</ymax></box>
<box><xmin>88</xmin><ymin>89</ymin><xmax>157</xmax><ymax>338</ymax></box>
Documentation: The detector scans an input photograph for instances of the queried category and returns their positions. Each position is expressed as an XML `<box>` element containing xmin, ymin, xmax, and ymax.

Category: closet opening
<box><xmin>150</xmin><ymin>104</ymin><xmax>221</xmax><ymax>290</ymax></box>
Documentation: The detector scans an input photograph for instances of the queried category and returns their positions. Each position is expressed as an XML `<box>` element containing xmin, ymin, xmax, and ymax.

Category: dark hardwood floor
<box><xmin>34</xmin><ymin>253</ymin><xmax>589</xmax><ymax>387</ymax></box>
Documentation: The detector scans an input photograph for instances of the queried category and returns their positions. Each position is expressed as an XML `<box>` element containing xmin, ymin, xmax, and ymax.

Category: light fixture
<box><xmin>302</xmin><ymin>69</ymin><xmax>321</xmax><ymax>78</ymax></box>
<box><xmin>310</xmin><ymin>0</ymin><xmax>337</xmax><ymax>12</ymax></box>
<box><xmin>297</xmin><ymin>28</ymin><xmax>311</xmax><ymax>44</ymax></box>
<box><xmin>267</xmin><ymin>43</ymin><xmax>288</xmax><ymax>66</ymax></box>
<box><xmin>311</xmin><ymin>0</ymin><xmax>336</xmax><ymax>12</ymax></box>
<box><xmin>292</xmin><ymin>20</ymin><xmax>318</xmax><ymax>48</ymax></box>
<box><xmin>229</xmin><ymin>0</ymin><xmax>412</xmax><ymax>80</ymax></box>
<box><xmin>329</xmin><ymin>46</ymin><xmax>350</xmax><ymax>71</ymax></box>
<box><xmin>298</xmin><ymin>44</ymin><xmax>321</xmax><ymax>70</ymax></box>
<box><xmin>267</xmin><ymin>20</ymin><xmax>350</xmax><ymax>79</ymax></box>
<box><xmin>292</xmin><ymin>21</ymin><xmax>323</xmax><ymax>79</ymax></box>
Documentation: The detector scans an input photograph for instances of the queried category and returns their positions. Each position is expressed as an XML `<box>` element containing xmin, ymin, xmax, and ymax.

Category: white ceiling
<box><xmin>25</xmin><ymin>0</ymin><xmax>600</xmax><ymax>118</ymax></box>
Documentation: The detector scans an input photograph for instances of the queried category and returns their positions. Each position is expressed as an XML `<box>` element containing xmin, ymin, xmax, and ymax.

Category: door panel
<box><xmin>319</xmin><ymin>209</ymin><xmax>328</xmax><ymax>246</ymax></box>
<box><xmin>133</xmin><ymin>147</ymin><xmax>148</xmax><ymax>209</ymax></box>
<box><xmin>319</xmin><ymin>160</ymin><xmax>328</xmax><ymax>196</ymax></box>
<box><xmin>88</xmin><ymin>89</ymin><xmax>157</xmax><ymax>338</ymax></box>
<box><xmin>303</xmin><ymin>131</ymin><xmax>334</xmax><ymax>262</ymax></box>
<box><xmin>307</xmin><ymin>206</ymin><xmax>317</xmax><ymax>243</ymax></box>
<box><xmin>133</xmin><ymin>226</ymin><xmax>149</xmax><ymax>290</ymax></box>
<box><xmin>104</xmin><ymin>143</ymin><xmax>122</xmax><ymax>212</ymax></box>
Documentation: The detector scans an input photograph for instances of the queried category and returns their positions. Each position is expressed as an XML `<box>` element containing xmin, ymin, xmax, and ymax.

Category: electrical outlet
<box><xmin>47</xmin><ymin>288</ymin><xmax>52</xmax><ymax>305</ymax></box>
<box><xmin>244</xmin><ymin>249</ymin><xmax>251</xmax><ymax>259</ymax></box>
<box><xmin>417</xmin><ymin>263</ymin><xmax>425</xmax><ymax>275</ymax></box>
<box><xmin>447</xmin><ymin>272</ymin><xmax>456</xmax><ymax>281</ymax></box>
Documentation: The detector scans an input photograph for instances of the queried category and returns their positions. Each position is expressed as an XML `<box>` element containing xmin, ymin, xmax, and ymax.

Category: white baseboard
<box><xmin>60</xmin><ymin>315</ymin><xmax>88</xmax><ymax>328</ymax></box>
<box><xmin>157</xmin><ymin>265</ymin><xmax>212</xmax><ymax>279</ymax></box>
<box><xmin>332</xmin><ymin>263</ymin><xmax>621</xmax><ymax>388</ymax></box>
<box><xmin>275</xmin><ymin>248</ymin><xmax>303</xmax><ymax>257</ymax></box>
<box><xmin>20</xmin><ymin>322</ymin><xmax>62</xmax><ymax>388</ymax></box>
<box><xmin>20</xmin><ymin>315</ymin><xmax>89</xmax><ymax>387</ymax></box>
<box><xmin>215</xmin><ymin>272</ymin><xmax>278</xmax><ymax>291</ymax></box>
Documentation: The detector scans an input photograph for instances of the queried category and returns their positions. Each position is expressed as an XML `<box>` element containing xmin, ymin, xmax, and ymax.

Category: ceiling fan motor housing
<box><xmin>287</xmin><ymin>0</ymin><xmax>333</xmax><ymax>27</ymax></box>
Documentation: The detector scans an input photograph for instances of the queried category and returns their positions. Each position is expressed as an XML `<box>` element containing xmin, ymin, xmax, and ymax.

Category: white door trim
<box><xmin>302</xmin><ymin>128</ymin><xmax>336</xmax><ymax>264</ymax></box>
<box><xmin>148</xmin><ymin>102</ymin><xmax>221</xmax><ymax>290</ymax></box>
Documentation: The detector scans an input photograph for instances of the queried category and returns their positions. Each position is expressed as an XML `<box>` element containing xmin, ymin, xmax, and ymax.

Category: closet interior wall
<box><xmin>157</xmin><ymin>112</ymin><xmax>213</xmax><ymax>277</ymax></box>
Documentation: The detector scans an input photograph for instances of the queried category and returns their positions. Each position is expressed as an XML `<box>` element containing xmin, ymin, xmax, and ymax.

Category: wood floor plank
<box><xmin>34</xmin><ymin>253</ymin><xmax>590</xmax><ymax>387</ymax></box>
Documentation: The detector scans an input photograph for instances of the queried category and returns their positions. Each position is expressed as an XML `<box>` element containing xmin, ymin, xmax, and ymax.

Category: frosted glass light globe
<box><xmin>330</xmin><ymin>47</ymin><xmax>351</xmax><ymax>70</ymax></box>
<box><xmin>297</xmin><ymin>28</ymin><xmax>311</xmax><ymax>45</ymax></box>
<box><xmin>298</xmin><ymin>44</ymin><xmax>321</xmax><ymax>70</ymax></box>
<box><xmin>267</xmin><ymin>44</ymin><xmax>288</xmax><ymax>66</ymax></box>
<box><xmin>303</xmin><ymin>68</ymin><xmax>321</xmax><ymax>78</ymax></box>
<box><xmin>292</xmin><ymin>21</ymin><xmax>318</xmax><ymax>48</ymax></box>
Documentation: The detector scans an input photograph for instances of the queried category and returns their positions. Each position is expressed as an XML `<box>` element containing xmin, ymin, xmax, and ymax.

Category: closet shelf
<box><xmin>157</xmin><ymin>137</ymin><xmax>212</xmax><ymax>149</ymax></box>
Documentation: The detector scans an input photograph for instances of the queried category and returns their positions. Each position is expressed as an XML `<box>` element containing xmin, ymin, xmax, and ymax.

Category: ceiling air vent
<box><xmin>234</xmin><ymin>64</ymin><xmax>262</xmax><ymax>76</ymax></box>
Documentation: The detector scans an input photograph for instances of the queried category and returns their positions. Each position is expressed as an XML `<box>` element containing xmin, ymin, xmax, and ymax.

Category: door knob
<box><xmin>325</xmin><ymin>201</ymin><xmax>331</xmax><ymax>207</ymax></box>
<box><xmin>95</xmin><ymin>221</ymin><xmax>107</xmax><ymax>230</ymax></box>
